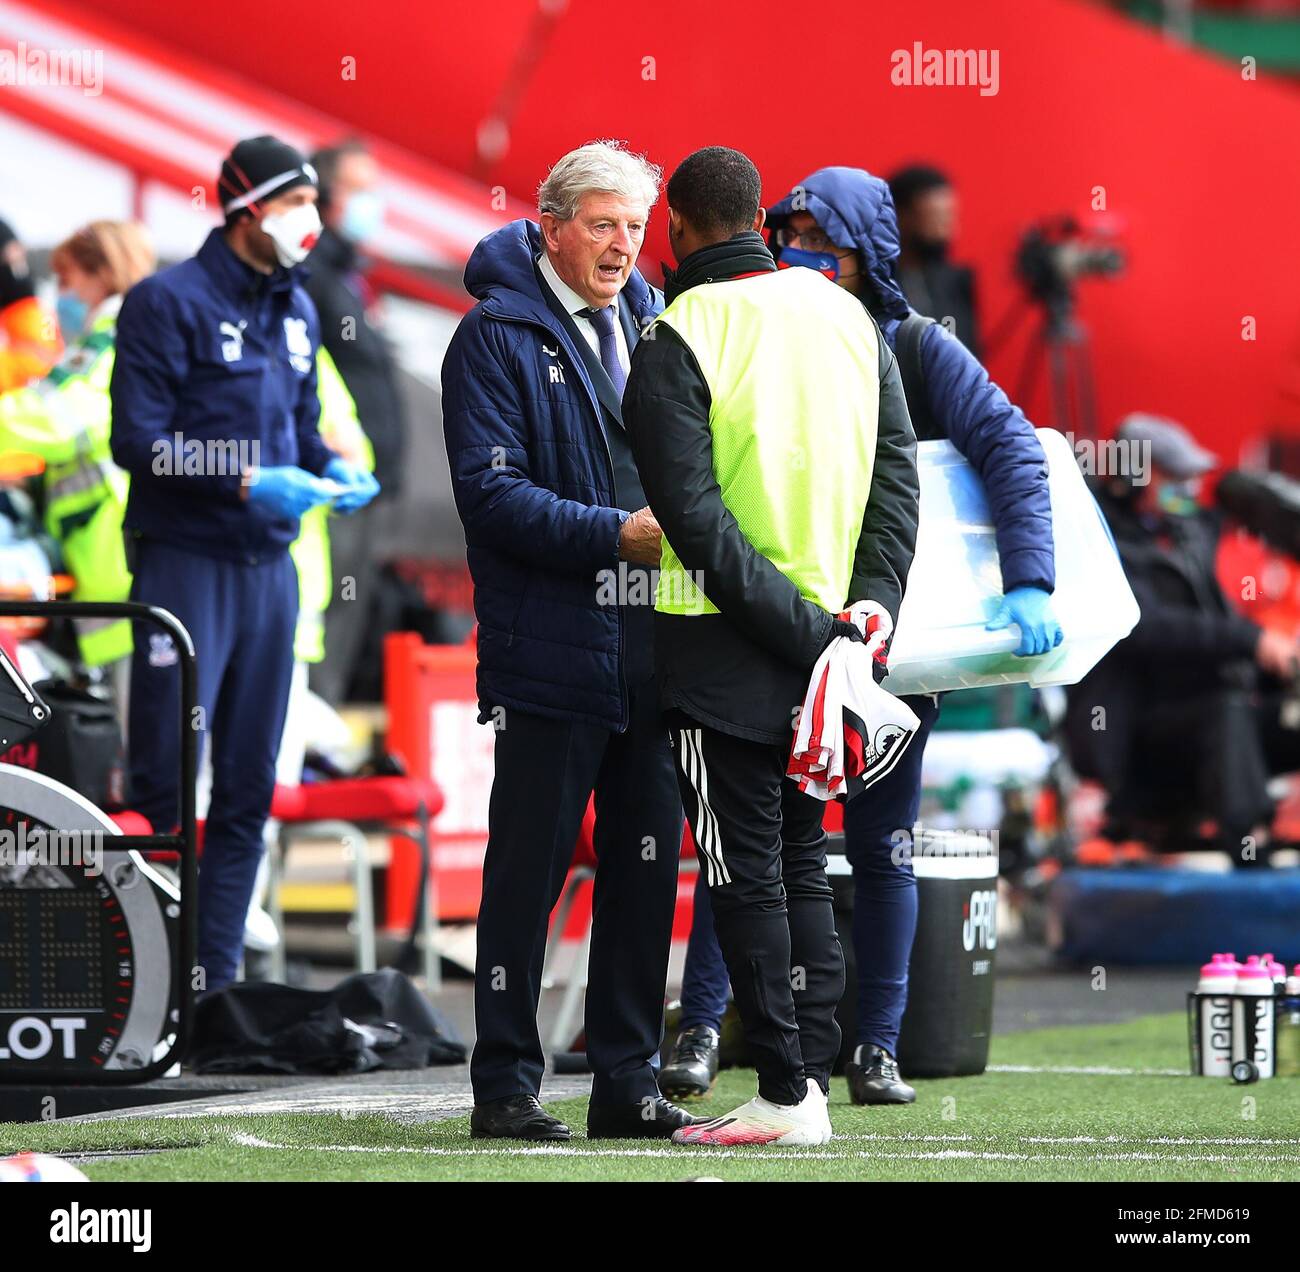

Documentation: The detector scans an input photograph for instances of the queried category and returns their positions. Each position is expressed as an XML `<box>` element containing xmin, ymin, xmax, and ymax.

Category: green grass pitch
<box><xmin>3</xmin><ymin>1013</ymin><xmax>1299</xmax><ymax>1182</ymax></box>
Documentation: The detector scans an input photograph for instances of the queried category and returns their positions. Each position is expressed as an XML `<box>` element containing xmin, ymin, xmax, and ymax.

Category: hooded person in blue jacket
<box><xmin>440</xmin><ymin>142</ymin><xmax>698</xmax><ymax>1144</ymax></box>
<box><xmin>659</xmin><ymin>165</ymin><xmax>1062</xmax><ymax>1107</ymax></box>
<box><xmin>110</xmin><ymin>135</ymin><xmax>378</xmax><ymax>993</ymax></box>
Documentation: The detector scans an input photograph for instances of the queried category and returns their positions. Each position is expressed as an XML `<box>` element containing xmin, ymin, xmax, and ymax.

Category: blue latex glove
<box><xmin>324</xmin><ymin>457</ymin><xmax>380</xmax><ymax>514</ymax></box>
<box><xmin>986</xmin><ymin>587</ymin><xmax>1064</xmax><ymax>657</ymax></box>
<box><xmin>246</xmin><ymin>466</ymin><xmax>339</xmax><ymax>521</ymax></box>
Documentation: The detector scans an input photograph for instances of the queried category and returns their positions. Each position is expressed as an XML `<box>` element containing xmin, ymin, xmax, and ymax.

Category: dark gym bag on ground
<box><xmin>189</xmin><ymin>968</ymin><xmax>467</xmax><ymax>1075</ymax></box>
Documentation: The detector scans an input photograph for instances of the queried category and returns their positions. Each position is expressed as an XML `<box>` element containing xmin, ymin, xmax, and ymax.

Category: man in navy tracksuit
<box><xmin>659</xmin><ymin>166</ymin><xmax>1061</xmax><ymax>1105</ymax></box>
<box><xmin>110</xmin><ymin>136</ymin><xmax>378</xmax><ymax>992</ymax></box>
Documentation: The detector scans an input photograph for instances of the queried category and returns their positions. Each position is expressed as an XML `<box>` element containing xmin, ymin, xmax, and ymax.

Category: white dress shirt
<box><xmin>537</xmin><ymin>251</ymin><xmax>631</xmax><ymax>381</ymax></box>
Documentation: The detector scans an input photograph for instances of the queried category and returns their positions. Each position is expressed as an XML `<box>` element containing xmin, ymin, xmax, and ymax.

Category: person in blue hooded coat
<box><xmin>659</xmin><ymin>165</ymin><xmax>1061</xmax><ymax>1107</ymax></box>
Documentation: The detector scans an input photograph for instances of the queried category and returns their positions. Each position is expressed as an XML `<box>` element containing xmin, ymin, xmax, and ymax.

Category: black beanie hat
<box><xmin>218</xmin><ymin>135</ymin><xmax>318</xmax><ymax>221</ymax></box>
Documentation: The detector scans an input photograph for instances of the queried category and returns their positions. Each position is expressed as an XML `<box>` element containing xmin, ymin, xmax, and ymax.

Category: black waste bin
<box><xmin>831</xmin><ymin>827</ymin><xmax>998</xmax><ymax>1077</ymax></box>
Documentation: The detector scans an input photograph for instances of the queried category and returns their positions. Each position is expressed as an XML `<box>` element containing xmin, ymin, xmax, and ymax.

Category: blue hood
<box><xmin>768</xmin><ymin>167</ymin><xmax>911</xmax><ymax>324</ymax></box>
<box><xmin>463</xmin><ymin>217</ymin><xmax>656</xmax><ymax>322</ymax></box>
<box><xmin>772</xmin><ymin>171</ymin><xmax>1058</xmax><ymax>599</ymax></box>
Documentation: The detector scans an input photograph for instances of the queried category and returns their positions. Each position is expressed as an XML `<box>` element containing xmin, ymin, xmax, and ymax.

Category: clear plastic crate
<box><xmin>881</xmin><ymin>428</ymin><xmax>1140</xmax><ymax>697</ymax></box>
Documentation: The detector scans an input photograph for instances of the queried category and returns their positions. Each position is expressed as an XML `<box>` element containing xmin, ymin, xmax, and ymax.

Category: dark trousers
<box><xmin>678</xmin><ymin>694</ymin><xmax>940</xmax><ymax>1055</ymax></box>
<box><xmin>471</xmin><ymin>678</ymin><xmax>682</xmax><ymax>1106</ymax></box>
<box><xmin>679</xmin><ymin>878</ymin><xmax>731</xmax><ymax>1032</ymax></box>
<box><xmin>841</xmin><ymin>694</ymin><xmax>938</xmax><ymax>1050</ymax></box>
<box><xmin>670</xmin><ymin>714</ymin><xmax>844</xmax><ymax>1106</ymax></box>
<box><xmin>127</xmin><ymin>539</ymin><xmax>297</xmax><ymax>992</ymax></box>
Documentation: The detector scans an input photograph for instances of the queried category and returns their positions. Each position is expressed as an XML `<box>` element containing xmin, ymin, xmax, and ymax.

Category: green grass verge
<box><xmin>2</xmin><ymin>1013</ymin><xmax>1298</xmax><ymax>1182</ymax></box>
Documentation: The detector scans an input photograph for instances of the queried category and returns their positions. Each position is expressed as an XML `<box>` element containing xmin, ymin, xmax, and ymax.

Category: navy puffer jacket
<box><xmin>769</xmin><ymin>168</ymin><xmax>1054</xmax><ymax>593</ymax></box>
<box><xmin>441</xmin><ymin>219</ymin><xmax>662</xmax><ymax>730</ymax></box>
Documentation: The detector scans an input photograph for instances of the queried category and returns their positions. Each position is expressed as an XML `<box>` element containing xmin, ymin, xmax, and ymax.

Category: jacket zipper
<box><xmin>486</xmin><ymin>307</ymin><xmax>635</xmax><ymax>729</ymax></box>
<box><xmin>505</xmin><ymin>574</ymin><xmax>530</xmax><ymax>649</ymax></box>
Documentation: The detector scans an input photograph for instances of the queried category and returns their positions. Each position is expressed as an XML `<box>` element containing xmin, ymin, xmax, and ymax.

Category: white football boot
<box><xmin>671</xmin><ymin>1082</ymin><xmax>832</xmax><ymax>1147</ymax></box>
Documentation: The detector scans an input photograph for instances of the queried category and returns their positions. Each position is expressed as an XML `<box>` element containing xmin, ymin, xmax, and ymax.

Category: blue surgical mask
<box><xmin>340</xmin><ymin>191</ymin><xmax>384</xmax><ymax>244</ymax></box>
<box><xmin>56</xmin><ymin>291</ymin><xmax>88</xmax><ymax>338</ymax></box>
<box><xmin>777</xmin><ymin>245</ymin><xmax>839</xmax><ymax>280</ymax></box>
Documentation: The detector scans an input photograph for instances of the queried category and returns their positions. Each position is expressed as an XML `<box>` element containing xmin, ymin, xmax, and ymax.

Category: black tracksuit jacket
<box><xmin>623</xmin><ymin>233</ymin><xmax>920</xmax><ymax>744</ymax></box>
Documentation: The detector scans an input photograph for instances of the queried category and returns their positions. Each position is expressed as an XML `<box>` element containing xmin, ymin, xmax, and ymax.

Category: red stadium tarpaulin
<box><xmin>89</xmin><ymin>0</ymin><xmax>1300</xmax><ymax>459</ymax></box>
<box><xmin>0</xmin><ymin>0</ymin><xmax>535</xmax><ymax>309</ymax></box>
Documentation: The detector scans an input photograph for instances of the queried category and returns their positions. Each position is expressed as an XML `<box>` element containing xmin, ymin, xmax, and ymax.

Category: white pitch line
<box><xmin>230</xmin><ymin>1133</ymin><xmax>851</xmax><ymax>1161</ymax></box>
<box><xmin>834</xmin><ymin>1133</ymin><xmax>979</xmax><ymax>1143</ymax></box>
<box><xmin>1023</xmin><ymin>1135</ymin><xmax>1300</xmax><ymax>1147</ymax></box>
<box><xmin>986</xmin><ymin>1064</ymin><xmax>1185</xmax><ymax>1076</ymax></box>
<box><xmin>228</xmin><ymin>1133</ymin><xmax>1300</xmax><ymax>1166</ymax></box>
<box><xmin>875</xmin><ymin>1150</ymin><xmax>1300</xmax><ymax>1164</ymax></box>
<box><xmin>725</xmin><ymin>1131</ymin><xmax>1300</xmax><ymax>1149</ymax></box>
<box><xmin>232</xmin><ymin>1124</ymin><xmax>1297</xmax><ymax>1151</ymax></box>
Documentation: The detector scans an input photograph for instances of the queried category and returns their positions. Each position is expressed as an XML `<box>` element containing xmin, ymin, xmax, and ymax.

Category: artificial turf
<box><xmin>3</xmin><ymin>1012</ymin><xmax>1298</xmax><ymax>1182</ymax></box>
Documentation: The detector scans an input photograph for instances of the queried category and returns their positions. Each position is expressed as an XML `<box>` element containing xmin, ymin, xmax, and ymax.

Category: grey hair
<box><xmin>537</xmin><ymin>140</ymin><xmax>662</xmax><ymax>220</ymax></box>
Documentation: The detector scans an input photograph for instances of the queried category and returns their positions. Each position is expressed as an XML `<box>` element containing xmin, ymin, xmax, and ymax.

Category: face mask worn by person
<box><xmin>261</xmin><ymin>203</ymin><xmax>322</xmax><ymax>268</ymax></box>
<box><xmin>1155</xmin><ymin>478</ymin><xmax>1200</xmax><ymax>519</ymax></box>
<box><xmin>778</xmin><ymin>244</ymin><xmax>840</xmax><ymax>279</ymax></box>
<box><xmin>340</xmin><ymin>191</ymin><xmax>384</xmax><ymax>244</ymax></box>
<box><xmin>774</xmin><ymin>224</ymin><xmax>852</xmax><ymax>281</ymax></box>
<box><xmin>56</xmin><ymin>291</ymin><xmax>88</xmax><ymax>337</ymax></box>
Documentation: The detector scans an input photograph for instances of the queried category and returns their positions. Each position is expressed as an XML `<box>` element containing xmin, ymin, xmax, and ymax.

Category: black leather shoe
<box><xmin>470</xmin><ymin>1094</ymin><xmax>571</xmax><ymax>1140</ymax></box>
<box><xmin>658</xmin><ymin>1025</ymin><xmax>720</xmax><ymax>1100</ymax></box>
<box><xmin>587</xmin><ymin>1095</ymin><xmax>702</xmax><ymax>1139</ymax></box>
<box><xmin>846</xmin><ymin>1045</ymin><xmax>916</xmax><ymax>1105</ymax></box>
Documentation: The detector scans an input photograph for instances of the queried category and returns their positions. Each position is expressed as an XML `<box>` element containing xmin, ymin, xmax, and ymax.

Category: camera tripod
<box><xmin>985</xmin><ymin>289</ymin><xmax>1100</xmax><ymax>442</ymax></box>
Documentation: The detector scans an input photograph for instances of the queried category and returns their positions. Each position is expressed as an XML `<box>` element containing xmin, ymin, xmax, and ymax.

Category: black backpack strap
<box><xmin>894</xmin><ymin>312</ymin><xmax>941</xmax><ymax>441</ymax></box>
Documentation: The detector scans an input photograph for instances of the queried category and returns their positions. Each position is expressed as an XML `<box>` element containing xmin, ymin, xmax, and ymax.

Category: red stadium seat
<box><xmin>279</xmin><ymin>776</ymin><xmax>440</xmax><ymax>824</ymax></box>
<box><xmin>109</xmin><ymin>810</ymin><xmax>153</xmax><ymax>837</ymax></box>
<box><xmin>267</xmin><ymin>775</ymin><xmax>445</xmax><ymax>987</ymax></box>
<box><xmin>110</xmin><ymin>777</ymin><xmax>444</xmax><ymax>984</ymax></box>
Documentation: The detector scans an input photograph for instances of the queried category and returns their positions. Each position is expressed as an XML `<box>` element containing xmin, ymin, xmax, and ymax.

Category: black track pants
<box><xmin>669</xmin><ymin>713</ymin><xmax>845</xmax><ymax>1105</ymax></box>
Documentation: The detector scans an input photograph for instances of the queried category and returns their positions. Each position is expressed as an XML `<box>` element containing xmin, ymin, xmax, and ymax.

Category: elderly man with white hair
<box><xmin>442</xmin><ymin>141</ymin><xmax>698</xmax><ymax>1141</ymax></box>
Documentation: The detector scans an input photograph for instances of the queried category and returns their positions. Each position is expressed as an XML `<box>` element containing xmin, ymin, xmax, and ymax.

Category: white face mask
<box><xmin>260</xmin><ymin>202</ymin><xmax>322</xmax><ymax>268</ymax></box>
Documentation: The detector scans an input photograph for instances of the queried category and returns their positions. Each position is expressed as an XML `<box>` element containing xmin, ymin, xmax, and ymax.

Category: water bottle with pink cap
<box><xmin>1231</xmin><ymin>955</ymin><xmax>1276</xmax><ymax>1081</ymax></box>
<box><xmin>1260</xmin><ymin>953</ymin><xmax>1286</xmax><ymax>993</ymax></box>
<box><xmin>1194</xmin><ymin>953</ymin><xmax>1235</xmax><ymax>1077</ymax></box>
